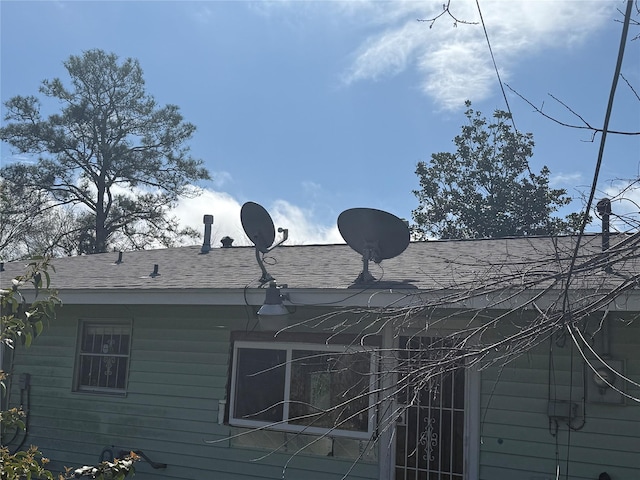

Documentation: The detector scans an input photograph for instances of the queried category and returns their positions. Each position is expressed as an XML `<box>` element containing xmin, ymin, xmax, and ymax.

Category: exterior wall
<box><xmin>479</xmin><ymin>315</ymin><xmax>640</xmax><ymax>480</ymax></box>
<box><xmin>7</xmin><ymin>301</ymin><xmax>638</xmax><ymax>480</ymax></box>
<box><xmin>5</xmin><ymin>304</ymin><xmax>377</xmax><ymax>480</ymax></box>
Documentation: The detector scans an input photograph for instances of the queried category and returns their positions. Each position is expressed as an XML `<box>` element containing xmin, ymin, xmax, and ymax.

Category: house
<box><xmin>1</xmin><ymin>228</ymin><xmax>638</xmax><ymax>480</ymax></box>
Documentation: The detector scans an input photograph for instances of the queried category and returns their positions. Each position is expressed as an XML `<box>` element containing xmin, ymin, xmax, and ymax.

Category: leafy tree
<box><xmin>412</xmin><ymin>101</ymin><xmax>581</xmax><ymax>240</ymax></box>
<box><xmin>1</xmin><ymin>258</ymin><xmax>58</xmax><ymax>479</ymax></box>
<box><xmin>0</xmin><ymin>49</ymin><xmax>210</xmax><ymax>254</ymax></box>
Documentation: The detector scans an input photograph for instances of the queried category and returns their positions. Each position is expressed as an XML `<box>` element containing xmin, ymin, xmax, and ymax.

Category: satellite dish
<box><xmin>241</xmin><ymin>202</ymin><xmax>276</xmax><ymax>253</ymax></box>
<box><xmin>338</xmin><ymin>208</ymin><xmax>411</xmax><ymax>286</ymax></box>
<box><xmin>240</xmin><ymin>201</ymin><xmax>288</xmax><ymax>284</ymax></box>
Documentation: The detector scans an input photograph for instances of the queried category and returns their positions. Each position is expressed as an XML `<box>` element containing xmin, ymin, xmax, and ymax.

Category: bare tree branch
<box><xmin>505</xmin><ymin>84</ymin><xmax>640</xmax><ymax>137</ymax></box>
<box><xmin>417</xmin><ymin>0</ymin><xmax>478</xmax><ymax>28</ymax></box>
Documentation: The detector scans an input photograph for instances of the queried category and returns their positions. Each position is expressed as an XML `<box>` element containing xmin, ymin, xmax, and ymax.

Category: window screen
<box><xmin>76</xmin><ymin>323</ymin><xmax>131</xmax><ymax>393</ymax></box>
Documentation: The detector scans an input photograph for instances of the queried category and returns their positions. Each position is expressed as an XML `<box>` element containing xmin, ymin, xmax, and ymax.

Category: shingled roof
<box><xmin>2</xmin><ymin>233</ymin><xmax>636</xmax><ymax>296</ymax></box>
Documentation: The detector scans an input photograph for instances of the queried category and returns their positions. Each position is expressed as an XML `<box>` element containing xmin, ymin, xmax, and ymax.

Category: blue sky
<box><xmin>1</xmin><ymin>1</ymin><xmax>639</xmax><ymax>245</ymax></box>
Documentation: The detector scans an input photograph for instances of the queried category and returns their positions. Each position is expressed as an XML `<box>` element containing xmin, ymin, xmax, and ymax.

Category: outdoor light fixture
<box><xmin>587</xmin><ymin>358</ymin><xmax>624</xmax><ymax>404</ymax></box>
<box><xmin>257</xmin><ymin>282</ymin><xmax>289</xmax><ymax>330</ymax></box>
<box><xmin>593</xmin><ymin>367</ymin><xmax>614</xmax><ymax>394</ymax></box>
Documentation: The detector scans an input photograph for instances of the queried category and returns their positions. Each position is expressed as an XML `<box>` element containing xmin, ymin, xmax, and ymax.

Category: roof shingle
<box><xmin>2</xmin><ymin>234</ymin><xmax>635</xmax><ymax>294</ymax></box>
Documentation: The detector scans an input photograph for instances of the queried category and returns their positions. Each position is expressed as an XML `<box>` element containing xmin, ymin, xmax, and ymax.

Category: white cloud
<box><xmin>245</xmin><ymin>1</ymin><xmax>613</xmax><ymax>110</ymax></box>
<box><xmin>339</xmin><ymin>0</ymin><xmax>612</xmax><ymax>110</ymax></box>
<box><xmin>210</xmin><ymin>170</ymin><xmax>233</xmax><ymax>189</ymax></box>
<box><xmin>171</xmin><ymin>188</ymin><xmax>344</xmax><ymax>247</ymax></box>
<box><xmin>551</xmin><ymin>171</ymin><xmax>584</xmax><ymax>187</ymax></box>
<box><xmin>269</xmin><ymin>199</ymin><xmax>344</xmax><ymax>245</ymax></box>
<box><xmin>418</xmin><ymin>40</ymin><xmax>495</xmax><ymax>110</ymax></box>
<box><xmin>345</xmin><ymin>21</ymin><xmax>425</xmax><ymax>84</ymax></box>
<box><xmin>301</xmin><ymin>180</ymin><xmax>322</xmax><ymax>195</ymax></box>
<box><xmin>171</xmin><ymin>188</ymin><xmax>246</xmax><ymax>246</ymax></box>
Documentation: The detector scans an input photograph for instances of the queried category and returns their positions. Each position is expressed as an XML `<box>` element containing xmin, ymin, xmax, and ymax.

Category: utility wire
<box><xmin>562</xmin><ymin>0</ymin><xmax>634</xmax><ymax>313</ymax></box>
<box><xmin>561</xmin><ymin>2</ymin><xmax>634</xmax><ymax>479</ymax></box>
<box><xmin>475</xmin><ymin>0</ymin><xmax>516</xmax><ymax>132</ymax></box>
<box><xmin>475</xmin><ymin>0</ymin><xmax>534</xmax><ymax>177</ymax></box>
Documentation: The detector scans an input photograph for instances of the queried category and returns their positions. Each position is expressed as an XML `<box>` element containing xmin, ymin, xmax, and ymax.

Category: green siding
<box><xmin>7</xmin><ymin>302</ymin><xmax>638</xmax><ymax>480</ymax></box>
<box><xmin>479</xmin><ymin>318</ymin><xmax>640</xmax><ymax>480</ymax></box>
<box><xmin>5</xmin><ymin>305</ymin><xmax>377</xmax><ymax>480</ymax></box>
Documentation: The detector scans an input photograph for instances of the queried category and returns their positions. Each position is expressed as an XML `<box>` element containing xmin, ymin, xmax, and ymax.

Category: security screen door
<box><xmin>395</xmin><ymin>337</ymin><xmax>465</xmax><ymax>480</ymax></box>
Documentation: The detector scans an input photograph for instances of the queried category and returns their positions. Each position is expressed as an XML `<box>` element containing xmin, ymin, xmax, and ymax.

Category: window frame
<box><xmin>73</xmin><ymin>319</ymin><xmax>132</xmax><ymax>395</ymax></box>
<box><xmin>229</xmin><ymin>341</ymin><xmax>377</xmax><ymax>439</ymax></box>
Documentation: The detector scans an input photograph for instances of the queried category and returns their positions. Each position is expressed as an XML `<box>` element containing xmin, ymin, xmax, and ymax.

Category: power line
<box><xmin>562</xmin><ymin>0</ymin><xmax>634</xmax><ymax>312</ymax></box>
<box><xmin>475</xmin><ymin>0</ymin><xmax>516</xmax><ymax>132</ymax></box>
<box><xmin>474</xmin><ymin>0</ymin><xmax>534</xmax><ymax>177</ymax></box>
<box><xmin>561</xmin><ymin>1</ymin><xmax>635</xmax><ymax>478</ymax></box>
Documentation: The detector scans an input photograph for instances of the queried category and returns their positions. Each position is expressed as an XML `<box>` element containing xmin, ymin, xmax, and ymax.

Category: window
<box><xmin>75</xmin><ymin>322</ymin><xmax>131</xmax><ymax>394</ymax></box>
<box><xmin>229</xmin><ymin>341</ymin><xmax>375</xmax><ymax>438</ymax></box>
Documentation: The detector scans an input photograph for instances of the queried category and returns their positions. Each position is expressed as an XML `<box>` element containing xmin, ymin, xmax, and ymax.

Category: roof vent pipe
<box><xmin>220</xmin><ymin>236</ymin><xmax>234</xmax><ymax>248</ymax></box>
<box><xmin>201</xmin><ymin>214</ymin><xmax>214</xmax><ymax>254</ymax></box>
<box><xmin>596</xmin><ymin>198</ymin><xmax>611</xmax><ymax>252</ymax></box>
<box><xmin>596</xmin><ymin>198</ymin><xmax>612</xmax><ymax>273</ymax></box>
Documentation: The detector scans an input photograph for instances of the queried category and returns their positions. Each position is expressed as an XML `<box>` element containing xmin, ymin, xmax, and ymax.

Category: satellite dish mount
<box><xmin>241</xmin><ymin>202</ymin><xmax>289</xmax><ymax>285</ymax></box>
<box><xmin>357</xmin><ymin>240</ymin><xmax>381</xmax><ymax>284</ymax></box>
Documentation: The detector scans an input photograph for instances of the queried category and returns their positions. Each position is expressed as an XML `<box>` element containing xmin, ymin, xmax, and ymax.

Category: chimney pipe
<box><xmin>596</xmin><ymin>198</ymin><xmax>611</xmax><ymax>252</ymax></box>
<box><xmin>596</xmin><ymin>198</ymin><xmax>612</xmax><ymax>273</ymax></box>
<box><xmin>201</xmin><ymin>214</ymin><xmax>214</xmax><ymax>253</ymax></box>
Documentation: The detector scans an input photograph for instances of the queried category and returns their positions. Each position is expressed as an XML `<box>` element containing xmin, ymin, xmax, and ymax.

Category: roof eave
<box><xmin>47</xmin><ymin>286</ymin><xmax>640</xmax><ymax>311</ymax></box>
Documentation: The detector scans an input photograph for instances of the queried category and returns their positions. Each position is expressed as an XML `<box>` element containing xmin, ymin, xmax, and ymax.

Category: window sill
<box><xmin>229</xmin><ymin>426</ymin><xmax>377</xmax><ymax>462</ymax></box>
<box><xmin>72</xmin><ymin>388</ymin><xmax>128</xmax><ymax>398</ymax></box>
